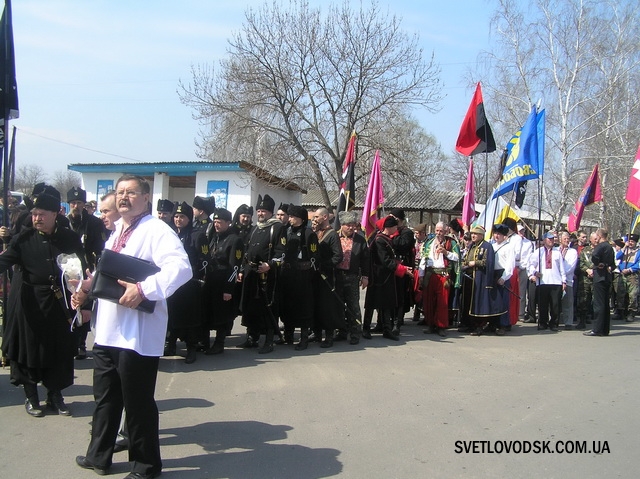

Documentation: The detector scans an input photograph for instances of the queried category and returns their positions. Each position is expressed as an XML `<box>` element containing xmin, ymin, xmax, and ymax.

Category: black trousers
<box><xmin>592</xmin><ymin>280</ymin><xmax>611</xmax><ymax>335</ymax></box>
<box><xmin>86</xmin><ymin>345</ymin><xmax>161</xmax><ymax>475</ymax></box>
<box><xmin>537</xmin><ymin>284</ymin><xmax>562</xmax><ymax>328</ymax></box>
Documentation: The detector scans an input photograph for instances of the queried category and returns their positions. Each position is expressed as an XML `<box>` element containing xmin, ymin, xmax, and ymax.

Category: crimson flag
<box><xmin>567</xmin><ymin>164</ymin><xmax>602</xmax><ymax>232</ymax></box>
<box><xmin>456</xmin><ymin>82</ymin><xmax>495</xmax><ymax>156</ymax></box>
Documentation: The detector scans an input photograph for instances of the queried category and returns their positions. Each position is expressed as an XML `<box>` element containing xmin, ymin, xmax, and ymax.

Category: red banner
<box><xmin>625</xmin><ymin>144</ymin><xmax>640</xmax><ymax>210</ymax></box>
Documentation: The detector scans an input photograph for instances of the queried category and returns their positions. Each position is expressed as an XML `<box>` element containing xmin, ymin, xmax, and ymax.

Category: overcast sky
<box><xmin>10</xmin><ymin>0</ymin><xmax>495</xmax><ymax>178</ymax></box>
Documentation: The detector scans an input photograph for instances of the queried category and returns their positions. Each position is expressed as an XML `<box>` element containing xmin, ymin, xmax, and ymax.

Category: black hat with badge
<box><xmin>213</xmin><ymin>208</ymin><xmax>232</xmax><ymax>222</ymax></box>
<box><xmin>67</xmin><ymin>186</ymin><xmax>87</xmax><ymax>203</ymax></box>
<box><xmin>629</xmin><ymin>234</ymin><xmax>639</xmax><ymax>242</ymax></box>
<box><xmin>174</xmin><ymin>202</ymin><xmax>193</xmax><ymax>222</ymax></box>
<box><xmin>256</xmin><ymin>194</ymin><xmax>275</xmax><ymax>213</ymax></box>
<box><xmin>157</xmin><ymin>199</ymin><xmax>174</xmax><ymax>213</ymax></box>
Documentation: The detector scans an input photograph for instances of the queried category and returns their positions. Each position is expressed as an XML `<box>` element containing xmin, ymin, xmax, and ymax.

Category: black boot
<box><xmin>259</xmin><ymin>329</ymin><xmax>275</xmax><ymax>354</ymax></box>
<box><xmin>185</xmin><ymin>344</ymin><xmax>197</xmax><ymax>364</ymax></box>
<box><xmin>295</xmin><ymin>329</ymin><xmax>309</xmax><ymax>350</ymax></box>
<box><xmin>391</xmin><ymin>316</ymin><xmax>401</xmax><ymax>337</ymax></box>
<box><xmin>46</xmin><ymin>389</ymin><xmax>71</xmax><ymax>416</ymax></box>
<box><xmin>164</xmin><ymin>331</ymin><xmax>177</xmax><ymax>356</ymax></box>
<box><xmin>24</xmin><ymin>383</ymin><xmax>44</xmax><ymax>418</ymax></box>
<box><xmin>320</xmin><ymin>330</ymin><xmax>334</xmax><ymax>348</ymax></box>
<box><xmin>382</xmin><ymin>311</ymin><xmax>399</xmax><ymax>341</ymax></box>
<box><xmin>237</xmin><ymin>333</ymin><xmax>259</xmax><ymax>348</ymax></box>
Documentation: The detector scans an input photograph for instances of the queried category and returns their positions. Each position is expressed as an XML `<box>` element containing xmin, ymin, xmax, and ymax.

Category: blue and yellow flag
<box><xmin>493</xmin><ymin>106</ymin><xmax>545</xmax><ymax>199</ymax></box>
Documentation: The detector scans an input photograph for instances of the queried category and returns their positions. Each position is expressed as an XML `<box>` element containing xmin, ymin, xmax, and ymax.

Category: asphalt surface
<box><xmin>1</xmin><ymin>316</ymin><xmax>639</xmax><ymax>479</ymax></box>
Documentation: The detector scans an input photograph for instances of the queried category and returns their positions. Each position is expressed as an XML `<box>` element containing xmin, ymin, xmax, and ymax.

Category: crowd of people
<box><xmin>0</xmin><ymin>178</ymin><xmax>634</xmax><ymax>478</ymax></box>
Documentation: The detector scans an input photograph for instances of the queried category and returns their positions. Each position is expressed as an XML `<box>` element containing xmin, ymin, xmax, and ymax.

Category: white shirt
<box><xmin>94</xmin><ymin>215</ymin><xmax>192</xmax><ymax>356</ymax></box>
<box><xmin>528</xmin><ymin>246</ymin><xmax>567</xmax><ymax>286</ymax></box>
<box><xmin>519</xmin><ymin>236</ymin><xmax>534</xmax><ymax>270</ymax></box>
<box><xmin>560</xmin><ymin>247</ymin><xmax>579</xmax><ymax>287</ymax></box>
<box><xmin>493</xmin><ymin>239</ymin><xmax>515</xmax><ymax>282</ymax></box>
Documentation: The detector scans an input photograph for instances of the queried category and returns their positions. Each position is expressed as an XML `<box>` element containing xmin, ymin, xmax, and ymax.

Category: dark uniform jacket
<box><xmin>0</xmin><ymin>226</ymin><xmax>87</xmax><ymax>390</ymax></box>
<box><xmin>241</xmin><ymin>218</ymin><xmax>286</xmax><ymax>331</ymax></box>
<box><xmin>201</xmin><ymin>227</ymin><xmax>245</xmax><ymax>327</ymax></box>
<box><xmin>68</xmin><ymin>209</ymin><xmax>106</xmax><ymax>271</ymax></box>
<box><xmin>280</xmin><ymin>224</ymin><xmax>319</xmax><ymax>328</ymax></box>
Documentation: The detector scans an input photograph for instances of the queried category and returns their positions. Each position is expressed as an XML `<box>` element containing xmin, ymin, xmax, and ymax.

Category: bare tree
<box><xmin>51</xmin><ymin>170</ymin><xmax>81</xmax><ymax>199</ymax></box>
<box><xmin>179</xmin><ymin>0</ymin><xmax>442</xmax><ymax>208</ymax></box>
<box><xmin>13</xmin><ymin>164</ymin><xmax>47</xmax><ymax>195</ymax></box>
<box><xmin>478</xmin><ymin>0</ymin><xmax>640</xmax><ymax>231</ymax></box>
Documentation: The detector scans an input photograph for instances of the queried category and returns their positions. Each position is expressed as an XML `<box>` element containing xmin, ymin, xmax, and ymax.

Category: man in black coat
<box><xmin>0</xmin><ymin>190</ymin><xmax>88</xmax><ymax>417</ymax></box>
<box><xmin>584</xmin><ymin>228</ymin><xmax>616</xmax><ymax>337</ymax></box>
<box><xmin>239</xmin><ymin>194</ymin><xmax>286</xmax><ymax>353</ymax></box>
<box><xmin>201</xmin><ymin>208</ymin><xmax>245</xmax><ymax>355</ymax></box>
<box><xmin>67</xmin><ymin>187</ymin><xmax>107</xmax><ymax>360</ymax></box>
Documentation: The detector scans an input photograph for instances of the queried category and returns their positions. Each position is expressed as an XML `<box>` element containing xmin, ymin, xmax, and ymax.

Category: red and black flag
<box><xmin>456</xmin><ymin>82</ymin><xmax>495</xmax><ymax>156</ymax></box>
<box><xmin>333</xmin><ymin>130</ymin><xmax>357</xmax><ymax>229</ymax></box>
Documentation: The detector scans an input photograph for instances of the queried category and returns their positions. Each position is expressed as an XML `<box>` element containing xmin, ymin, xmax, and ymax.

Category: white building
<box><xmin>68</xmin><ymin>160</ymin><xmax>305</xmax><ymax>216</ymax></box>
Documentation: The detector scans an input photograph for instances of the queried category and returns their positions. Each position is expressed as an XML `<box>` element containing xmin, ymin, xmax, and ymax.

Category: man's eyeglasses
<box><xmin>115</xmin><ymin>190</ymin><xmax>143</xmax><ymax>198</ymax></box>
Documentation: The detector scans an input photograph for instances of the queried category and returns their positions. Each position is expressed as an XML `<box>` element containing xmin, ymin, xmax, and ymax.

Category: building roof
<box><xmin>302</xmin><ymin>189</ymin><xmax>463</xmax><ymax>212</ymax></box>
<box><xmin>68</xmin><ymin>160</ymin><xmax>306</xmax><ymax>192</ymax></box>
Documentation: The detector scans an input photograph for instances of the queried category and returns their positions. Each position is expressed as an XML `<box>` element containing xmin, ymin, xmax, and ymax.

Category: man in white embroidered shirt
<box><xmin>73</xmin><ymin>175</ymin><xmax>192</xmax><ymax>479</ymax></box>
<box><xmin>528</xmin><ymin>231</ymin><xmax>567</xmax><ymax>332</ymax></box>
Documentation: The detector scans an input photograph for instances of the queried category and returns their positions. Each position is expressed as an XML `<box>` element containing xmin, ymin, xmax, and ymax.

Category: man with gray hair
<box><xmin>418</xmin><ymin>221</ymin><xmax>459</xmax><ymax>336</ymax></box>
<box><xmin>335</xmin><ymin>210</ymin><xmax>370</xmax><ymax>345</ymax></box>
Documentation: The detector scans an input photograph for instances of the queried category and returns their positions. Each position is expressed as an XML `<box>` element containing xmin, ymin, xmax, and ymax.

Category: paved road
<box><xmin>1</xmin><ymin>318</ymin><xmax>639</xmax><ymax>479</ymax></box>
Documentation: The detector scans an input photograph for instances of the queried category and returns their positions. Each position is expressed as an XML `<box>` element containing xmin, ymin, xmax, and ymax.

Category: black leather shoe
<box><xmin>76</xmin><ymin>455</ymin><xmax>110</xmax><ymax>475</ymax></box>
<box><xmin>46</xmin><ymin>391</ymin><xmax>71</xmax><ymax>416</ymax></box>
<box><xmin>320</xmin><ymin>338</ymin><xmax>333</xmax><ymax>348</ymax></box>
<box><xmin>184</xmin><ymin>349</ymin><xmax>197</xmax><ymax>364</ymax></box>
<box><xmin>258</xmin><ymin>343</ymin><xmax>274</xmax><ymax>354</ymax></box>
<box><xmin>75</xmin><ymin>347</ymin><xmax>87</xmax><ymax>360</ymax></box>
<box><xmin>349</xmin><ymin>336</ymin><xmax>360</xmax><ymax>345</ymax></box>
<box><xmin>382</xmin><ymin>331</ymin><xmax>399</xmax><ymax>341</ymax></box>
<box><xmin>361</xmin><ymin>330</ymin><xmax>372</xmax><ymax>339</ymax></box>
<box><xmin>237</xmin><ymin>338</ymin><xmax>258</xmax><ymax>348</ymax></box>
<box><xmin>123</xmin><ymin>471</ymin><xmax>161</xmax><ymax>479</ymax></box>
<box><xmin>25</xmin><ymin>399</ymin><xmax>44</xmax><ymax>418</ymax></box>
<box><xmin>294</xmin><ymin>340</ymin><xmax>308</xmax><ymax>351</ymax></box>
<box><xmin>205</xmin><ymin>343</ymin><xmax>224</xmax><ymax>355</ymax></box>
<box><xmin>113</xmin><ymin>442</ymin><xmax>128</xmax><ymax>453</ymax></box>
<box><xmin>334</xmin><ymin>331</ymin><xmax>348</xmax><ymax>341</ymax></box>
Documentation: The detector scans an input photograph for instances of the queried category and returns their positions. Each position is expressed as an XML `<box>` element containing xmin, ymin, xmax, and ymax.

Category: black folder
<box><xmin>90</xmin><ymin>249</ymin><xmax>161</xmax><ymax>313</ymax></box>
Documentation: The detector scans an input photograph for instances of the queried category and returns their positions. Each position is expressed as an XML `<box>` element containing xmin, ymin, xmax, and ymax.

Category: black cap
<box><xmin>389</xmin><ymin>208</ymin><xmax>405</xmax><ymax>220</ymax></box>
<box><xmin>33</xmin><ymin>193</ymin><xmax>61</xmax><ymax>213</ymax></box>
<box><xmin>383</xmin><ymin>215</ymin><xmax>398</xmax><ymax>228</ymax></box>
<box><xmin>213</xmin><ymin>208</ymin><xmax>232</xmax><ymax>222</ymax></box>
<box><xmin>193</xmin><ymin>196</ymin><xmax>216</xmax><ymax>216</ymax></box>
<box><xmin>630</xmin><ymin>234</ymin><xmax>639</xmax><ymax>242</ymax></box>
<box><xmin>175</xmin><ymin>202</ymin><xmax>193</xmax><ymax>222</ymax></box>
<box><xmin>67</xmin><ymin>187</ymin><xmax>87</xmax><ymax>203</ymax></box>
<box><xmin>493</xmin><ymin>223</ymin><xmax>509</xmax><ymax>236</ymax></box>
<box><xmin>287</xmin><ymin>205</ymin><xmax>308</xmax><ymax>220</ymax></box>
<box><xmin>157</xmin><ymin>199</ymin><xmax>174</xmax><ymax>213</ymax></box>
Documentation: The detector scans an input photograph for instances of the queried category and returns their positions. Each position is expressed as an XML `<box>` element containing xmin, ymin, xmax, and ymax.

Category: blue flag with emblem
<box><xmin>492</xmin><ymin>106</ymin><xmax>545</xmax><ymax>199</ymax></box>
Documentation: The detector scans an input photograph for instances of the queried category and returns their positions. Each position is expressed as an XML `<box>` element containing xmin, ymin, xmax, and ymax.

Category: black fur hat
<box><xmin>256</xmin><ymin>194</ymin><xmax>275</xmax><ymax>213</ymax></box>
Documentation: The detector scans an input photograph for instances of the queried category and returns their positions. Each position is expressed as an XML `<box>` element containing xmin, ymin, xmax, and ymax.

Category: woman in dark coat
<box><xmin>278</xmin><ymin>205</ymin><xmax>319</xmax><ymax>350</ymax></box>
<box><xmin>165</xmin><ymin>202</ymin><xmax>202</xmax><ymax>363</ymax></box>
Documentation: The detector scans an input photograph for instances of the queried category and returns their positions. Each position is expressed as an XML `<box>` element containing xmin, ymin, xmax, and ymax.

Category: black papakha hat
<box><xmin>213</xmin><ymin>208</ymin><xmax>232</xmax><ymax>222</ymax></box>
<box><xmin>67</xmin><ymin>186</ymin><xmax>87</xmax><ymax>203</ymax></box>
<box><xmin>157</xmin><ymin>199</ymin><xmax>174</xmax><ymax>213</ymax></box>
<box><xmin>33</xmin><ymin>193</ymin><xmax>61</xmax><ymax>213</ymax></box>
<box><xmin>256</xmin><ymin>194</ymin><xmax>275</xmax><ymax>213</ymax></box>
